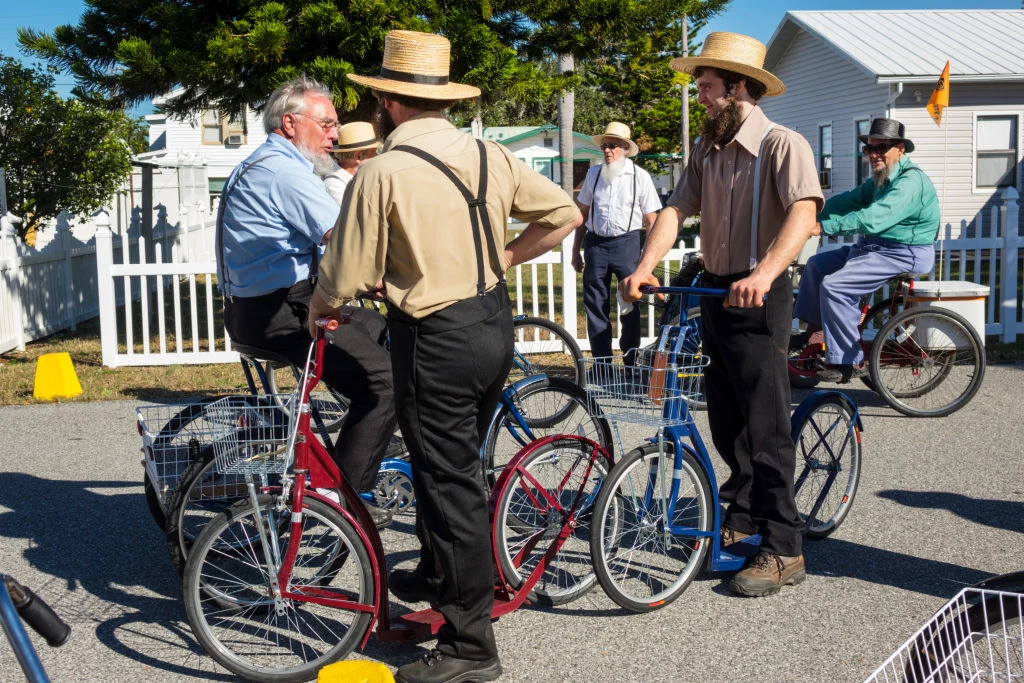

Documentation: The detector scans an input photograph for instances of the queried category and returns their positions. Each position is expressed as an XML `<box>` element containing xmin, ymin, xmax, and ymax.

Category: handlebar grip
<box><xmin>4</xmin><ymin>576</ymin><xmax>71</xmax><ymax>647</ymax></box>
<box><xmin>315</xmin><ymin>317</ymin><xmax>341</xmax><ymax>331</ymax></box>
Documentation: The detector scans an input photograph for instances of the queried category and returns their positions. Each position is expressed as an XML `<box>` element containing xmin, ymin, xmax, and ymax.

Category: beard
<box><xmin>296</xmin><ymin>141</ymin><xmax>339</xmax><ymax>177</ymax></box>
<box><xmin>701</xmin><ymin>98</ymin><xmax>744</xmax><ymax>147</ymax></box>
<box><xmin>872</xmin><ymin>162</ymin><xmax>895</xmax><ymax>188</ymax></box>
<box><xmin>600</xmin><ymin>157</ymin><xmax>628</xmax><ymax>184</ymax></box>
<box><xmin>374</xmin><ymin>98</ymin><xmax>398</xmax><ymax>140</ymax></box>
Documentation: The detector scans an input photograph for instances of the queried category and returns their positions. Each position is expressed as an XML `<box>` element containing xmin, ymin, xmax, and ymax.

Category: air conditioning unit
<box><xmin>226</xmin><ymin>134</ymin><xmax>244</xmax><ymax>145</ymax></box>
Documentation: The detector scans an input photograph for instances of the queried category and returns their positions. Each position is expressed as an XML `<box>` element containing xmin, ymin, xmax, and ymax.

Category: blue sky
<box><xmin>1</xmin><ymin>0</ymin><xmax>1020</xmax><ymax>117</ymax></box>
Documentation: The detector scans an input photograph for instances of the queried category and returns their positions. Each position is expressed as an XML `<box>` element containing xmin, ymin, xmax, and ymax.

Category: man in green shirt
<box><xmin>792</xmin><ymin>118</ymin><xmax>939</xmax><ymax>383</ymax></box>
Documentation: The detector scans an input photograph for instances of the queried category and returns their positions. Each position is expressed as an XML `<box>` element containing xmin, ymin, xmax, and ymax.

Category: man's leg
<box><xmin>388</xmin><ymin>306</ymin><xmax>512</xmax><ymax>662</ymax></box>
<box><xmin>820</xmin><ymin>246</ymin><xmax>921</xmax><ymax>366</ymax></box>
<box><xmin>583</xmin><ymin>234</ymin><xmax>614</xmax><ymax>358</ymax></box>
<box><xmin>610</xmin><ymin>231</ymin><xmax>644</xmax><ymax>356</ymax></box>
<box><xmin>792</xmin><ymin>246</ymin><xmax>852</xmax><ymax>327</ymax></box>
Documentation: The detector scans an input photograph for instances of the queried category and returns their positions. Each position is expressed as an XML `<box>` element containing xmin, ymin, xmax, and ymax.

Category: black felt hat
<box><xmin>859</xmin><ymin>118</ymin><xmax>914</xmax><ymax>153</ymax></box>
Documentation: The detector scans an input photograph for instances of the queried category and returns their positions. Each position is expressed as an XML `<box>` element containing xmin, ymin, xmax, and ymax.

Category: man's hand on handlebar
<box><xmin>619</xmin><ymin>271</ymin><xmax>660</xmax><ymax>303</ymax></box>
<box><xmin>725</xmin><ymin>271</ymin><xmax>773</xmax><ymax>308</ymax></box>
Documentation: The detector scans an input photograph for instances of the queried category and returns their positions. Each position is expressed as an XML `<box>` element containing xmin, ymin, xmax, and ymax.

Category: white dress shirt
<box><xmin>577</xmin><ymin>160</ymin><xmax>662</xmax><ymax>237</ymax></box>
<box><xmin>323</xmin><ymin>168</ymin><xmax>355</xmax><ymax>205</ymax></box>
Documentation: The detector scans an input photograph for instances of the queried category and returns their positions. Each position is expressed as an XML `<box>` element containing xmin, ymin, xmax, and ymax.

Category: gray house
<box><xmin>760</xmin><ymin>9</ymin><xmax>1024</xmax><ymax>233</ymax></box>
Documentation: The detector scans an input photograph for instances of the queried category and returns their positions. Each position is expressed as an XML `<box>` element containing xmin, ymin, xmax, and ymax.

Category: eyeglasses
<box><xmin>290</xmin><ymin>113</ymin><xmax>339</xmax><ymax>132</ymax></box>
<box><xmin>599</xmin><ymin>142</ymin><xmax>623</xmax><ymax>150</ymax></box>
<box><xmin>862</xmin><ymin>142</ymin><xmax>896</xmax><ymax>155</ymax></box>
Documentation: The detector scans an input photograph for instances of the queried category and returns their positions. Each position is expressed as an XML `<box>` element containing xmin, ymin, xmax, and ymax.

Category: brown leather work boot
<box><xmin>721</xmin><ymin>526</ymin><xmax>753</xmax><ymax>546</ymax></box>
<box><xmin>729</xmin><ymin>551</ymin><xmax>806</xmax><ymax>597</ymax></box>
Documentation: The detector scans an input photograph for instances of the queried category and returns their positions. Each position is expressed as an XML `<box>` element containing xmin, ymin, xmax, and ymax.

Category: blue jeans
<box><xmin>793</xmin><ymin>242</ymin><xmax>935</xmax><ymax>365</ymax></box>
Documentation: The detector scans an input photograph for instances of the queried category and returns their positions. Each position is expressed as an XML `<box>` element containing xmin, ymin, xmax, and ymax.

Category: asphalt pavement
<box><xmin>0</xmin><ymin>364</ymin><xmax>1022</xmax><ymax>682</ymax></box>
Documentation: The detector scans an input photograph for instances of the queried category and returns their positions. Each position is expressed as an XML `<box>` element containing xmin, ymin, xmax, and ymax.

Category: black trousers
<box><xmin>700</xmin><ymin>271</ymin><xmax>803</xmax><ymax>557</ymax></box>
<box><xmin>223</xmin><ymin>280</ymin><xmax>397</xmax><ymax>492</ymax></box>
<box><xmin>388</xmin><ymin>286</ymin><xmax>513</xmax><ymax>661</ymax></box>
<box><xmin>582</xmin><ymin>230</ymin><xmax>643</xmax><ymax>358</ymax></box>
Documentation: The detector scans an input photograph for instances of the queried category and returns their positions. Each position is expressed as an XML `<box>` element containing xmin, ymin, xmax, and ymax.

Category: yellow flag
<box><xmin>927</xmin><ymin>61</ymin><xmax>950</xmax><ymax>126</ymax></box>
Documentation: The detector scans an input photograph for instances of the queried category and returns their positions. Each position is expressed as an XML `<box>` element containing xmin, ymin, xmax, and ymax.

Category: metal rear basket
<box><xmin>203</xmin><ymin>395</ymin><xmax>294</xmax><ymax>475</ymax></box>
<box><xmin>865</xmin><ymin>587</ymin><xmax>1023</xmax><ymax>682</ymax></box>
<box><xmin>582</xmin><ymin>347</ymin><xmax>709</xmax><ymax>427</ymax></box>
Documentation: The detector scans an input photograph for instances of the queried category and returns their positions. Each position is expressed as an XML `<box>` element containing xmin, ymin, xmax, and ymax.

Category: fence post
<box><xmin>60</xmin><ymin>215</ymin><xmax>77</xmax><ymax>331</ymax></box>
<box><xmin>999</xmin><ymin>187</ymin><xmax>1020</xmax><ymax>344</ymax></box>
<box><xmin>1</xmin><ymin>212</ymin><xmax>26</xmax><ymax>351</ymax></box>
<box><xmin>95</xmin><ymin>211</ymin><xmax>119</xmax><ymax>367</ymax></box>
<box><xmin>561</xmin><ymin>233</ymin><xmax>578</xmax><ymax>339</ymax></box>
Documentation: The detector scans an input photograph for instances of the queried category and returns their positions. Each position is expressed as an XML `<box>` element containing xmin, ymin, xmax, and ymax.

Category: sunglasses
<box><xmin>862</xmin><ymin>142</ymin><xmax>896</xmax><ymax>155</ymax></box>
<box><xmin>599</xmin><ymin>142</ymin><xmax>623</xmax><ymax>150</ymax></box>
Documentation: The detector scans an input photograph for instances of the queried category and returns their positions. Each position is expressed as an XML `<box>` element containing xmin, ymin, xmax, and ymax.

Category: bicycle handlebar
<box><xmin>315</xmin><ymin>317</ymin><xmax>342</xmax><ymax>332</ymax></box>
<box><xmin>3</xmin><ymin>575</ymin><xmax>71</xmax><ymax>648</ymax></box>
<box><xmin>640</xmin><ymin>285</ymin><xmax>729</xmax><ymax>298</ymax></box>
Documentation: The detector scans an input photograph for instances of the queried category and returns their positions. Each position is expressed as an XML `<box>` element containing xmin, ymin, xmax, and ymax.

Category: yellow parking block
<box><xmin>318</xmin><ymin>660</ymin><xmax>394</xmax><ymax>683</ymax></box>
<box><xmin>33</xmin><ymin>352</ymin><xmax>82</xmax><ymax>400</ymax></box>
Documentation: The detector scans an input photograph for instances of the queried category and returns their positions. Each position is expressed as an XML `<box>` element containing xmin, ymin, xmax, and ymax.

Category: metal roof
<box><xmin>765</xmin><ymin>10</ymin><xmax>1024</xmax><ymax>84</ymax></box>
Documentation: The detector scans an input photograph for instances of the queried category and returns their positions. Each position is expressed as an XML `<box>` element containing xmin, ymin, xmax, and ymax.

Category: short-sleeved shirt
<box><xmin>576</xmin><ymin>160</ymin><xmax>662</xmax><ymax>236</ymax></box>
<box><xmin>668</xmin><ymin>106</ymin><xmax>823</xmax><ymax>276</ymax></box>
<box><xmin>323</xmin><ymin>168</ymin><xmax>354</xmax><ymax>205</ymax></box>
<box><xmin>218</xmin><ymin>134</ymin><xmax>340</xmax><ymax>297</ymax></box>
<box><xmin>317</xmin><ymin>113</ymin><xmax>579</xmax><ymax>319</ymax></box>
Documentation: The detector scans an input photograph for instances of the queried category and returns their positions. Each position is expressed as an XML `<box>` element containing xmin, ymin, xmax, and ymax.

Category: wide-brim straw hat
<box><xmin>592</xmin><ymin>121</ymin><xmax>640</xmax><ymax>157</ymax></box>
<box><xmin>670</xmin><ymin>32</ymin><xmax>785</xmax><ymax>97</ymax></box>
<box><xmin>347</xmin><ymin>30</ymin><xmax>481</xmax><ymax>101</ymax></box>
<box><xmin>859</xmin><ymin>118</ymin><xmax>915</xmax><ymax>154</ymax></box>
<box><xmin>332</xmin><ymin>121</ymin><xmax>378</xmax><ymax>153</ymax></box>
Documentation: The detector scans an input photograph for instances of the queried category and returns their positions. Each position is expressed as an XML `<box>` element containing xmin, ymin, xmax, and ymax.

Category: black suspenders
<box><xmin>392</xmin><ymin>140</ymin><xmax>505</xmax><ymax>297</ymax></box>
<box><xmin>587</xmin><ymin>161</ymin><xmax>637</xmax><ymax>234</ymax></box>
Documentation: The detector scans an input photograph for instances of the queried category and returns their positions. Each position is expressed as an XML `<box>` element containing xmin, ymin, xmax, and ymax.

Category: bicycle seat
<box><xmin>232</xmin><ymin>342</ymin><xmax>296</xmax><ymax>367</ymax></box>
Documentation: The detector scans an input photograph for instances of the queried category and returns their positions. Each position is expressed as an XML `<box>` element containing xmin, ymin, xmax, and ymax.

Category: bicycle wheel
<box><xmin>590</xmin><ymin>441</ymin><xmax>712</xmax><ymax>612</ymax></box>
<box><xmin>788</xmin><ymin>321</ymin><xmax>821</xmax><ymax>390</ymax></box>
<box><xmin>266</xmin><ymin>363</ymin><xmax>350</xmax><ymax>433</ymax></box>
<box><xmin>791</xmin><ymin>394</ymin><xmax>861</xmax><ymax>539</ymax></box>
<box><xmin>183</xmin><ymin>495</ymin><xmax>374</xmax><ymax>683</ymax></box>
<box><xmin>493</xmin><ymin>436</ymin><xmax>612</xmax><ymax>606</ymax></box>
<box><xmin>508</xmin><ymin>316</ymin><xmax>584</xmax><ymax>386</ymax></box>
<box><xmin>481</xmin><ymin>377</ymin><xmax>612</xmax><ymax>489</ymax></box>
<box><xmin>857</xmin><ymin>297</ymin><xmax>895</xmax><ymax>390</ymax></box>
<box><xmin>869</xmin><ymin>307</ymin><xmax>985</xmax><ymax>417</ymax></box>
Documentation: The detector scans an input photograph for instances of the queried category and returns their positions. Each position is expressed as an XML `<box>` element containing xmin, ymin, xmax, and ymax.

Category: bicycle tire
<box><xmin>183</xmin><ymin>495</ymin><xmax>374</xmax><ymax>683</ymax></box>
<box><xmin>869</xmin><ymin>307</ymin><xmax>986</xmax><ymax>417</ymax></box>
<box><xmin>493</xmin><ymin>436</ymin><xmax>612</xmax><ymax>606</ymax></box>
<box><xmin>857</xmin><ymin>297</ymin><xmax>895</xmax><ymax>391</ymax></box>
<box><xmin>791</xmin><ymin>394</ymin><xmax>862</xmax><ymax>539</ymax></box>
<box><xmin>509</xmin><ymin>316</ymin><xmax>584</xmax><ymax>386</ymax></box>
<box><xmin>266</xmin><ymin>363</ymin><xmax>351</xmax><ymax>433</ymax></box>
<box><xmin>481</xmin><ymin>377</ymin><xmax>612</xmax><ymax>490</ymax></box>
<box><xmin>589</xmin><ymin>442</ymin><xmax>712</xmax><ymax>612</ymax></box>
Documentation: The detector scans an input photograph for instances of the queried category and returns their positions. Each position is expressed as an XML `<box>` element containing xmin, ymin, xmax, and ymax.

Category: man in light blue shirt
<box><xmin>217</xmin><ymin>76</ymin><xmax>397</xmax><ymax>525</ymax></box>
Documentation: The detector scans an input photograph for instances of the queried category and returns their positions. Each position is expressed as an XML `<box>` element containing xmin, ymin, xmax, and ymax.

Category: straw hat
<box><xmin>347</xmin><ymin>30</ymin><xmax>481</xmax><ymax>101</ymax></box>
<box><xmin>670</xmin><ymin>32</ymin><xmax>785</xmax><ymax>97</ymax></box>
<box><xmin>592</xmin><ymin>122</ymin><xmax>639</xmax><ymax>158</ymax></box>
<box><xmin>332</xmin><ymin>121</ymin><xmax>378</xmax><ymax>153</ymax></box>
<box><xmin>859</xmin><ymin>118</ymin><xmax>915</xmax><ymax>154</ymax></box>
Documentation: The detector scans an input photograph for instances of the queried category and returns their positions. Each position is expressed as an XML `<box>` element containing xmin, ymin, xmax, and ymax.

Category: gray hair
<box><xmin>263</xmin><ymin>76</ymin><xmax>333</xmax><ymax>134</ymax></box>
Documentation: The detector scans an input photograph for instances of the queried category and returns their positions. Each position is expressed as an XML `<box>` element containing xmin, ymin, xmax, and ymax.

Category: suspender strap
<box><xmin>586</xmin><ymin>161</ymin><xmax>637</xmax><ymax>235</ymax></box>
<box><xmin>749</xmin><ymin>123</ymin><xmax>777</xmax><ymax>270</ymax></box>
<box><xmin>392</xmin><ymin>140</ymin><xmax>505</xmax><ymax>297</ymax></box>
<box><xmin>215</xmin><ymin>155</ymin><xmax>274</xmax><ymax>299</ymax></box>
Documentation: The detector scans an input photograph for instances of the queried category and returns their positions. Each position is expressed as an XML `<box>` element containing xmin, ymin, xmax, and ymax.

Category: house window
<box><xmin>976</xmin><ymin>115</ymin><xmax>1018</xmax><ymax>188</ymax></box>
<box><xmin>855</xmin><ymin>119</ymin><xmax>871</xmax><ymax>185</ymax></box>
<box><xmin>818</xmin><ymin>124</ymin><xmax>832</xmax><ymax>189</ymax></box>
<box><xmin>201</xmin><ymin>108</ymin><xmax>247</xmax><ymax>145</ymax></box>
<box><xmin>543</xmin><ymin>137</ymin><xmax>554</xmax><ymax>148</ymax></box>
<box><xmin>534</xmin><ymin>159</ymin><xmax>553</xmax><ymax>180</ymax></box>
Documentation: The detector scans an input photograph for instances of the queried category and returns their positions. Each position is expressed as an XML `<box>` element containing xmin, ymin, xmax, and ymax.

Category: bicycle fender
<box><xmin>790</xmin><ymin>390</ymin><xmax>864</xmax><ymax>441</ymax></box>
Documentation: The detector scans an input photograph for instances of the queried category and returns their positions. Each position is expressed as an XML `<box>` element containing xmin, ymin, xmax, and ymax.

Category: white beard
<box><xmin>600</xmin><ymin>157</ymin><xmax>628</xmax><ymax>184</ymax></box>
<box><xmin>296</xmin><ymin>141</ymin><xmax>340</xmax><ymax>177</ymax></box>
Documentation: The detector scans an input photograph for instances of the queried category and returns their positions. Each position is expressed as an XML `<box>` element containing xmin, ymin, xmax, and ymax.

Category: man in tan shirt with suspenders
<box><xmin>622</xmin><ymin>32</ymin><xmax>823</xmax><ymax>598</ymax></box>
<box><xmin>310</xmin><ymin>30</ymin><xmax>582</xmax><ymax>683</ymax></box>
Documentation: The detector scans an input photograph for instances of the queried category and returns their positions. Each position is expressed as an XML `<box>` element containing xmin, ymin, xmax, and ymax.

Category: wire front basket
<box><xmin>582</xmin><ymin>347</ymin><xmax>709</xmax><ymax>428</ymax></box>
<box><xmin>203</xmin><ymin>395</ymin><xmax>294</xmax><ymax>476</ymax></box>
<box><xmin>865</xmin><ymin>587</ymin><xmax>1023</xmax><ymax>682</ymax></box>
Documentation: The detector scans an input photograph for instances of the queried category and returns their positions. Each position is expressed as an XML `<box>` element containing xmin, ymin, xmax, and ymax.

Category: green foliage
<box><xmin>0</xmin><ymin>54</ymin><xmax>141</xmax><ymax>242</ymax></box>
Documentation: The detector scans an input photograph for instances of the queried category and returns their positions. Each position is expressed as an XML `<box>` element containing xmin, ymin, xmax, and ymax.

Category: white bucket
<box><xmin>907</xmin><ymin>280</ymin><xmax>989</xmax><ymax>348</ymax></box>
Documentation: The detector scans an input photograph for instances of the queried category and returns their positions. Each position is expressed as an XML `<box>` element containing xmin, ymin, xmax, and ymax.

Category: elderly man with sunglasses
<box><xmin>791</xmin><ymin>117</ymin><xmax>939</xmax><ymax>383</ymax></box>
<box><xmin>571</xmin><ymin>122</ymin><xmax>662</xmax><ymax>361</ymax></box>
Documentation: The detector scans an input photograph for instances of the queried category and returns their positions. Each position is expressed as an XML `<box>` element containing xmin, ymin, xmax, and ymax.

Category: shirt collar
<box><xmin>265</xmin><ymin>132</ymin><xmax>314</xmax><ymax>170</ymax></box>
<box><xmin>731</xmin><ymin>105</ymin><xmax>771</xmax><ymax>157</ymax></box>
<box><xmin>382</xmin><ymin>112</ymin><xmax>455</xmax><ymax>152</ymax></box>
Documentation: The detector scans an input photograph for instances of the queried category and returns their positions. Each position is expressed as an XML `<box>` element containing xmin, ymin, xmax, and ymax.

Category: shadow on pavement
<box><xmin>877</xmin><ymin>489</ymin><xmax>1024</xmax><ymax>535</ymax></box>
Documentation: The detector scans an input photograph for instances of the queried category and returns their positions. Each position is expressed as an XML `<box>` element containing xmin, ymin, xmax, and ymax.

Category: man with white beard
<box><xmin>571</xmin><ymin>121</ymin><xmax>661</xmax><ymax>361</ymax></box>
<box><xmin>216</xmin><ymin>76</ymin><xmax>397</xmax><ymax>527</ymax></box>
<box><xmin>791</xmin><ymin>117</ymin><xmax>939</xmax><ymax>383</ymax></box>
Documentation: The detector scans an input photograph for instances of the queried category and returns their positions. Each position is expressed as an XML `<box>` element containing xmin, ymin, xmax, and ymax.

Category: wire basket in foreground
<box><xmin>203</xmin><ymin>395</ymin><xmax>293</xmax><ymax>475</ymax></box>
<box><xmin>864</xmin><ymin>586</ymin><xmax>1023</xmax><ymax>682</ymax></box>
<box><xmin>582</xmin><ymin>348</ymin><xmax>709</xmax><ymax>428</ymax></box>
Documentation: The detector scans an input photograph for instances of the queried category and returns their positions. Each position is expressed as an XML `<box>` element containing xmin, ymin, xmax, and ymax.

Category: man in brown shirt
<box><xmin>621</xmin><ymin>32</ymin><xmax>823</xmax><ymax>598</ymax></box>
<box><xmin>310</xmin><ymin>30</ymin><xmax>581</xmax><ymax>683</ymax></box>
